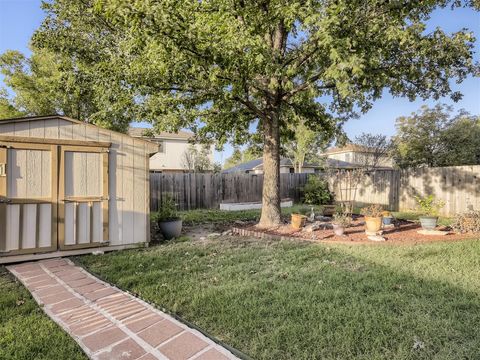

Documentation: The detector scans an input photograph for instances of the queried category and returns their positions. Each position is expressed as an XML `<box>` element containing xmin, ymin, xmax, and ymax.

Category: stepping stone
<box><xmin>417</xmin><ymin>229</ymin><xmax>450</xmax><ymax>236</ymax></box>
<box><xmin>368</xmin><ymin>235</ymin><xmax>386</xmax><ymax>242</ymax></box>
<box><xmin>7</xmin><ymin>259</ymin><xmax>240</xmax><ymax>359</ymax></box>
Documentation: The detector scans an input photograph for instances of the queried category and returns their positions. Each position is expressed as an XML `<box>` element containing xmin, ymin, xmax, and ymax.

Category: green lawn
<box><xmin>177</xmin><ymin>206</ymin><xmax>454</xmax><ymax>227</ymax></box>
<box><xmin>178</xmin><ymin>204</ymin><xmax>329</xmax><ymax>226</ymax></box>
<box><xmin>0</xmin><ymin>267</ymin><xmax>87</xmax><ymax>360</ymax></box>
<box><xmin>74</xmin><ymin>236</ymin><xmax>480</xmax><ymax>360</ymax></box>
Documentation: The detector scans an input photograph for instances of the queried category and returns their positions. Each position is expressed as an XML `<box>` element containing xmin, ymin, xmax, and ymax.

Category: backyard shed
<box><xmin>0</xmin><ymin>115</ymin><xmax>159</xmax><ymax>264</ymax></box>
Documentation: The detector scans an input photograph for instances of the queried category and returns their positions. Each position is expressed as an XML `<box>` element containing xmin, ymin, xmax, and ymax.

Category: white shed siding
<box><xmin>0</xmin><ymin>117</ymin><xmax>155</xmax><ymax>249</ymax></box>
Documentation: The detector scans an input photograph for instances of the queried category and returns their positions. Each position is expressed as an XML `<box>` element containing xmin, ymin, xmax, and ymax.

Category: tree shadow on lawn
<box><xmin>75</xmin><ymin>240</ymin><xmax>480</xmax><ymax>360</ymax></box>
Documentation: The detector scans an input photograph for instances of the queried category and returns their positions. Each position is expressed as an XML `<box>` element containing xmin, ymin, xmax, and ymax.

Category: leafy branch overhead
<box><xmin>33</xmin><ymin>0</ymin><xmax>479</xmax><ymax>144</ymax></box>
<box><xmin>29</xmin><ymin>0</ymin><xmax>480</xmax><ymax>226</ymax></box>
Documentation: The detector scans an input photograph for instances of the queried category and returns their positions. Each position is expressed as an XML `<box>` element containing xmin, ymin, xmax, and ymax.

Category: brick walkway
<box><xmin>8</xmin><ymin>259</ymin><xmax>239</xmax><ymax>360</ymax></box>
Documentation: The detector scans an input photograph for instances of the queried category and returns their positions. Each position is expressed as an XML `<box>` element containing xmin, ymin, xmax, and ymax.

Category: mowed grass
<box><xmin>0</xmin><ymin>267</ymin><xmax>87</xmax><ymax>360</ymax></box>
<box><xmin>75</xmin><ymin>237</ymin><xmax>480</xmax><ymax>360</ymax></box>
<box><xmin>177</xmin><ymin>206</ymin><xmax>454</xmax><ymax>226</ymax></box>
<box><xmin>179</xmin><ymin>204</ymin><xmax>326</xmax><ymax>225</ymax></box>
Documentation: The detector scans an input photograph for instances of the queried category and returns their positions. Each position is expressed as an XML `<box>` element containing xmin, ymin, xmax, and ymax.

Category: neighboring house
<box><xmin>223</xmin><ymin>157</ymin><xmax>355</xmax><ymax>174</ymax></box>
<box><xmin>322</xmin><ymin>144</ymin><xmax>393</xmax><ymax>169</ymax></box>
<box><xmin>128</xmin><ymin>127</ymin><xmax>214</xmax><ymax>172</ymax></box>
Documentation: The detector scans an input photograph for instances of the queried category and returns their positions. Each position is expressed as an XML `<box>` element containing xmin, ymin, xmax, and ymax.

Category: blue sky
<box><xmin>1</xmin><ymin>0</ymin><xmax>479</xmax><ymax>164</ymax></box>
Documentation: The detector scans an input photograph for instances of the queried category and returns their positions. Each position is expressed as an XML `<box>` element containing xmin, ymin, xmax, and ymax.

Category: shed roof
<box><xmin>0</xmin><ymin>115</ymin><xmax>160</xmax><ymax>154</ymax></box>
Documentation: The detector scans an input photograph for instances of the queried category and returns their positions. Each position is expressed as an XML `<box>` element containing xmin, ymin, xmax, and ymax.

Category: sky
<box><xmin>1</xmin><ymin>0</ymin><xmax>479</xmax><ymax>164</ymax></box>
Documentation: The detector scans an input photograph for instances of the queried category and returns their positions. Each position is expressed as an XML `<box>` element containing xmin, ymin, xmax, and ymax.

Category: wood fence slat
<box><xmin>149</xmin><ymin>167</ymin><xmax>480</xmax><ymax>216</ymax></box>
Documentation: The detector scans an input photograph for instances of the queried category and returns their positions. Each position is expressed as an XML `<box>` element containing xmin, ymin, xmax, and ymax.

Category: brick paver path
<box><xmin>8</xmin><ymin>258</ymin><xmax>238</xmax><ymax>360</ymax></box>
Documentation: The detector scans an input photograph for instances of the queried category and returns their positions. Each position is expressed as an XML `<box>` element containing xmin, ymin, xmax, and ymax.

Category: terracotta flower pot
<box><xmin>365</xmin><ymin>216</ymin><xmax>382</xmax><ymax>233</ymax></box>
<box><xmin>291</xmin><ymin>214</ymin><xmax>307</xmax><ymax>229</ymax></box>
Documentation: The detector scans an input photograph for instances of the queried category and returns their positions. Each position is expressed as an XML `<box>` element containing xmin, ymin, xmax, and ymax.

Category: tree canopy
<box><xmin>30</xmin><ymin>0</ymin><xmax>480</xmax><ymax>225</ymax></box>
<box><xmin>392</xmin><ymin>104</ymin><xmax>480</xmax><ymax>168</ymax></box>
<box><xmin>0</xmin><ymin>47</ymin><xmax>133</xmax><ymax>131</ymax></box>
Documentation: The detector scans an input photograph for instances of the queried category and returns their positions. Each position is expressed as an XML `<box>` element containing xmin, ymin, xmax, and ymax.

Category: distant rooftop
<box><xmin>128</xmin><ymin>127</ymin><xmax>193</xmax><ymax>140</ymax></box>
<box><xmin>222</xmin><ymin>157</ymin><xmax>357</xmax><ymax>173</ymax></box>
<box><xmin>323</xmin><ymin>144</ymin><xmax>375</xmax><ymax>155</ymax></box>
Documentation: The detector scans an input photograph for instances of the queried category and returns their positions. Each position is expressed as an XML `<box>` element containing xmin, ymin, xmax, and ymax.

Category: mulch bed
<box><xmin>232</xmin><ymin>217</ymin><xmax>478</xmax><ymax>245</ymax></box>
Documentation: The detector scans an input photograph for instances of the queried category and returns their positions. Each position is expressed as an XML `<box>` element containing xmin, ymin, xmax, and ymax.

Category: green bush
<box><xmin>415</xmin><ymin>195</ymin><xmax>445</xmax><ymax>216</ymax></box>
<box><xmin>303</xmin><ymin>176</ymin><xmax>334</xmax><ymax>205</ymax></box>
<box><xmin>151</xmin><ymin>195</ymin><xmax>179</xmax><ymax>222</ymax></box>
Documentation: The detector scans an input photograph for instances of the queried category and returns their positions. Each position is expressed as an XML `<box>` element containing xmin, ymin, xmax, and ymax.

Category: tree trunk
<box><xmin>259</xmin><ymin>114</ymin><xmax>282</xmax><ymax>227</ymax></box>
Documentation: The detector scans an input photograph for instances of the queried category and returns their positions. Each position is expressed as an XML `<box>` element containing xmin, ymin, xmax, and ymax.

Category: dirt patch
<box><xmin>238</xmin><ymin>217</ymin><xmax>479</xmax><ymax>245</ymax></box>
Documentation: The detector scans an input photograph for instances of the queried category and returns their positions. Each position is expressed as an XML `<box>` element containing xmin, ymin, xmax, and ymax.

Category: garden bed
<box><xmin>235</xmin><ymin>217</ymin><xmax>478</xmax><ymax>245</ymax></box>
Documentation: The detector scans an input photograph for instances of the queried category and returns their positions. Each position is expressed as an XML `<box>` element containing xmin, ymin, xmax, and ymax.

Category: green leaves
<box><xmin>16</xmin><ymin>0</ymin><xmax>477</xmax><ymax>146</ymax></box>
<box><xmin>392</xmin><ymin>104</ymin><xmax>480</xmax><ymax>168</ymax></box>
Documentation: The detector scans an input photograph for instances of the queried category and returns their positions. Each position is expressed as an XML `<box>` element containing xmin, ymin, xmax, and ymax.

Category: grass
<box><xmin>0</xmin><ymin>267</ymin><xmax>87</xmax><ymax>360</ymax></box>
<box><xmin>75</xmin><ymin>236</ymin><xmax>480</xmax><ymax>360</ymax></box>
<box><xmin>176</xmin><ymin>206</ymin><xmax>454</xmax><ymax>227</ymax></box>
<box><xmin>178</xmin><ymin>204</ymin><xmax>319</xmax><ymax>225</ymax></box>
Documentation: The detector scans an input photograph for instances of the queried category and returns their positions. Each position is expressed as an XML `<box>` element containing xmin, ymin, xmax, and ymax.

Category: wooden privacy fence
<box><xmin>150</xmin><ymin>166</ymin><xmax>480</xmax><ymax>216</ymax></box>
<box><xmin>150</xmin><ymin>172</ymin><xmax>309</xmax><ymax>211</ymax></box>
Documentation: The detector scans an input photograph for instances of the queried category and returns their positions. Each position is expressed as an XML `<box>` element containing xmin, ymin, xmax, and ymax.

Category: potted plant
<box><xmin>332</xmin><ymin>213</ymin><xmax>352</xmax><ymax>236</ymax></box>
<box><xmin>382</xmin><ymin>210</ymin><xmax>394</xmax><ymax>226</ymax></box>
<box><xmin>153</xmin><ymin>195</ymin><xmax>182</xmax><ymax>240</ymax></box>
<box><xmin>360</xmin><ymin>204</ymin><xmax>384</xmax><ymax>234</ymax></box>
<box><xmin>415</xmin><ymin>195</ymin><xmax>445</xmax><ymax>230</ymax></box>
<box><xmin>291</xmin><ymin>206</ymin><xmax>309</xmax><ymax>229</ymax></box>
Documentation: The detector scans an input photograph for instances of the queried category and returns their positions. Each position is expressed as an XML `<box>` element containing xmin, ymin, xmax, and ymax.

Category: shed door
<box><xmin>58</xmin><ymin>146</ymin><xmax>109</xmax><ymax>250</ymax></box>
<box><xmin>0</xmin><ymin>144</ymin><xmax>58</xmax><ymax>255</ymax></box>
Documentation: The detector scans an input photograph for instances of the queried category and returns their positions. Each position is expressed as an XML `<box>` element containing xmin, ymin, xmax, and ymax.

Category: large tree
<box><xmin>34</xmin><ymin>0</ymin><xmax>479</xmax><ymax>226</ymax></box>
<box><xmin>0</xmin><ymin>47</ymin><xmax>133</xmax><ymax>131</ymax></box>
<box><xmin>392</xmin><ymin>104</ymin><xmax>480</xmax><ymax>168</ymax></box>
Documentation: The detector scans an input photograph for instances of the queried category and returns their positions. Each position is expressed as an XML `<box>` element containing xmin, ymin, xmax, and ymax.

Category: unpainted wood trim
<box><xmin>6</xmin><ymin>199</ymin><xmax>51</xmax><ymax>204</ymax></box>
<box><xmin>62</xmin><ymin>196</ymin><xmax>106</xmax><ymax>203</ymax></box>
<box><xmin>75</xmin><ymin>202</ymin><xmax>80</xmax><ymax>245</ymax></box>
<box><xmin>18</xmin><ymin>203</ymin><xmax>23</xmax><ymax>250</ymax></box>
<box><xmin>89</xmin><ymin>202</ymin><xmax>94</xmax><ymax>243</ymax></box>
<box><xmin>51</xmin><ymin>145</ymin><xmax>59</xmax><ymax>252</ymax></box>
<box><xmin>35</xmin><ymin>203</ymin><xmax>40</xmax><ymax>249</ymax></box>
<box><xmin>0</xmin><ymin>142</ymin><xmax>52</xmax><ymax>151</ymax></box>
<box><xmin>0</xmin><ymin>135</ymin><xmax>111</xmax><ymax>148</ymax></box>
<box><xmin>0</xmin><ymin>148</ymin><xmax>6</xmax><ymax>198</ymax></box>
<box><xmin>146</xmin><ymin>155</ymin><xmax>151</xmax><ymax>243</ymax></box>
<box><xmin>0</xmin><ymin>243</ymin><xmax>140</xmax><ymax>263</ymax></box>
<box><xmin>58</xmin><ymin>146</ymin><xmax>66</xmax><ymax>249</ymax></box>
<box><xmin>102</xmin><ymin>152</ymin><xmax>109</xmax><ymax>242</ymax></box>
<box><xmin>61</xmin><ymin>145</ymin><xmax>108</xmax><ymax>153</ymax></box>
<box><xmin>0</xmin><ymin>204</ymin><xmax>6</xmax><ymax>252</ymax></box>
<box><xmin>57</xmin><ymin>145</ymin><xmax>109</xmax><ymax>249</ymax></box>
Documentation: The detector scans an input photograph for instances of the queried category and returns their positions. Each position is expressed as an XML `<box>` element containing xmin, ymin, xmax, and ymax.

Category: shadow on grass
<box><xmin>74</xmin><ymin>239</ymin><xmax>480</xmax><ymax>360</ymax></box>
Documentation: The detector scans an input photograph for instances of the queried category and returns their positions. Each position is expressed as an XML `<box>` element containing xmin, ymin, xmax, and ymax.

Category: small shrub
<box><xmin>415</xmin><ymin>195</ymin><xmax>445</xmax><ymax>216</ymax></box>
<box><xmin>360</xmin><ymin>204</ymin><xmax>384</xmax><ymax>217</ymax></box>
<box><xmin>332</xmin><ymin>213</ymin><xmax>352</xmax><ymax>227</ymax></box>
<box><xmin>451</xmin><ymin>211</ymin><xmax>480</xmax><ymax>233</ymax></box>
<box><xmin>303</xmin><ymin>176</ymin><xmax>334</xmax><ymax>205</ymax></box>
<box><xmin>152</xmin><ymin>195</ymin><xmax>179</xmax><ymax>222</ymax></box>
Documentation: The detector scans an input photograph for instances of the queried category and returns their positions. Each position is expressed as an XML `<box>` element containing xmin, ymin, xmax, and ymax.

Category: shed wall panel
<box><xmin>0</xmin><ymin>117</ymin><xmax>152</xmax><ymax>249</ymax></box>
